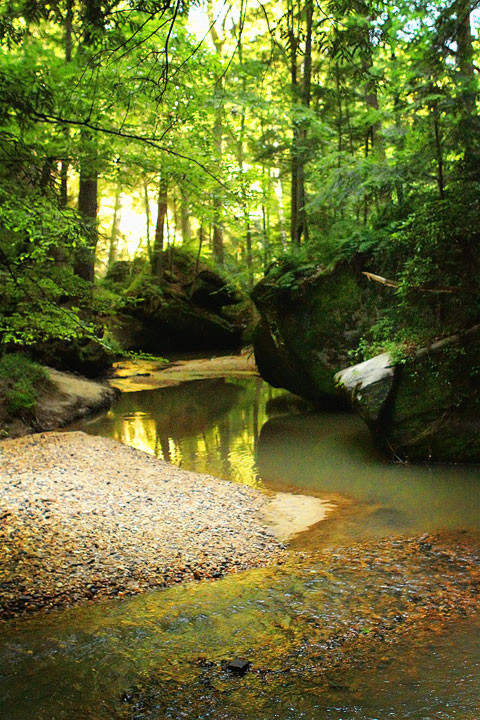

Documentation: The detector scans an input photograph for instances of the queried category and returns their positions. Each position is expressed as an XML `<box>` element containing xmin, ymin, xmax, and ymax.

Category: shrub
<box><xmin>0</xmin><ymin>353</ymin><xmax>51</xmax><ymax>421</ymax></box>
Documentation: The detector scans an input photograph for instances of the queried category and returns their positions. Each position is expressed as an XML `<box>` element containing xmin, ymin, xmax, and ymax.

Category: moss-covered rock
<box><xmin>32</xmin><ymin>336</ymin><xmax>115</xmax><ymax>378</ymax></box>
<box><xmin>107</xmin><ymin>251</ymin><xmax>244</xmax><ymax>354</ymax></box>
<box><xmin>335</xmin><ymin>327</ymin><xmax>480</xmax><ymax>462</ymax></box>
<box><xmin>113</xmin><ymin>303</ymin><xmax>242</xmax><ymax>355</ymax></box>
<box><xmin>251</xmin><ymin>257</ymin><xmax>382</xmax><ymax>403</ymax></box>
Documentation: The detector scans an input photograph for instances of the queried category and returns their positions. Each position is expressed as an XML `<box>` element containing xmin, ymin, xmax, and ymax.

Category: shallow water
<box><xmin>74</xmin><ymin>377</ymin><xmax>480</xmax><ymax>544</ymax></box>
<box><xmin>2</xmin><ymin>376</ymin><xmax>480</xmax><ymax>719</ymax></box>
<box><xmin>1</xmin><ymin>547</ymin><xmax>479</xmax><ymax>720</ymax></box>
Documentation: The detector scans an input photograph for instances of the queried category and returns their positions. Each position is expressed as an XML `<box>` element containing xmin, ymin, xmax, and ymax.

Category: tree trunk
<box><xmin>151</xmin><ymin>174</ymin><xmax>168</xmax><ymax>277</ymax></box>
<box><xmin>209</xmin><ymin>2</ymin><xmax>225</xmax><ymax>265</ymax></box>
<box><xmin>75</xmin><ymin>157</ymin><xmax>98</xmax><ymax>282</ymax></box>
<box><xmin>59</xmin><ymin>0</ymin><xmax>73</xmax><ymax>210</ymax></box>
<box><xmin>455</xmin><ymin>0</ymin><xmax>477</xmax><ymax>174</ymax></box>
<box><xmin>290</xmin><ymin>0</ymin><xmax>312</xmax><ymax>245</ymax></box>
<box><xmin>432</xmin><ymin>105</ymin><xmax>445</xmax><ymax>199</ymax></box>
<box><xmin>180</xmin><ymin>191</ymin><xmax>192</xmax><ymax>244</ymax></box>
<box><xmin>289</xmin><ymin>0</ymin><xmax>300</xmax><ymax>245</ymax></box>
<box><xmin>143</xmin><ymin>178</ymin><xmax>152</xmax><ymax>262</ymax></box>
<box><xmin>108</xmin><ymin>185</ymin><xmax>122</xmax><ymax>270</ymax></box>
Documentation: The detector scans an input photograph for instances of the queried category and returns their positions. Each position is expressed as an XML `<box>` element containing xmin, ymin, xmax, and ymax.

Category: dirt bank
<box><xmin>110</xmin><ymin>351</ymin><xmax>258</xmax><ymax>392</ymax></box>
<box><xmin>2</xmin><ymin>367</ymin><xmax>117</xmax><ymax>438</ymax></box>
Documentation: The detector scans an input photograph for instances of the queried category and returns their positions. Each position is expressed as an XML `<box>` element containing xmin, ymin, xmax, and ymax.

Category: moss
<box><xmin>252</xmin><ymin>258</ymin><xmax>381</xmax><ymax>402</ymax></box>
<box><xmin>0</xmin><ymin>354</ymin><xmax>52</xmax><ymax>431</ymax></box>
<box><xmin>383</xmin><ymin>332</ymin><xmax>480</xmax><ymax>461</ymax></box>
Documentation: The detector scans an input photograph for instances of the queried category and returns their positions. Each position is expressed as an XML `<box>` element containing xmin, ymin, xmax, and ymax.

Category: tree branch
<box><xmin>31</xmin><ymin>111</ymin><xmax>228</xmax><ymax>188</ymax></box>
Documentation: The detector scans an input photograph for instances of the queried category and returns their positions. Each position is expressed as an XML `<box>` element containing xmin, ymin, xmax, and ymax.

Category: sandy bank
<box><xmin>0</xmin><ymin>431</ymin><xmax>286</xmax><ymax>619</ymax></box>
<box><xmin>110</xmin><ymin>352</ymin><xmax>258</xmax><ymax>392</ymax></box>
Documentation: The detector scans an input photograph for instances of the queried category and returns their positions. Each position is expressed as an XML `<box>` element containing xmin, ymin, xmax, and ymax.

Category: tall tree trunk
<box><xmin>59</xmin><ymin>0</ymin><xmax>73</xmax><ymax>210</ymax></box>
<box><xmin>75</xmin><ymin>148</ymin><xmax>98</xmax><ymax>282</ymax></box>
<box><xmin>289</xmin><ymin>0</ymin><xmax>300</xmax><ymax>245</ymax></box>
<box><xmin>359</xmin><ymin>1</ymin><xmax>384</xmax><ymax>223</ymax></box>
<box><xmin>208</xmin><ymin>2</ymin><xmax>225</xmax><ymax>265</ymax></box>
<box><xmin>455</xmin><ymin>0</ymin><xmax>477</xmax><ymax>174</ymax></box>
<box><xmin>432</xmin><ymin>104</ymin><xmax>445</xmax><ymax>199</ymax></box>
<box><xmin>108</xmin><ymin>185</ymin><xmax>122</xmax><ymax>270</ymax></box>
<box><xmin>237</xmin><ymin>23</ymin><xmax>254</xmax><ymax>290</ymax></box>
<box><xmin>143</xmin><ymin>178</ymin><xmax>152</xmax><ymax>262</ymax></box>
<box><xmin>74</xmin><ymin>1</ymin><xmax>103</xmax><ymax>283</ymax></box>
<box><xmin>274</xmin><ymin>169</ymin><xmax>288</xmax><ymax>250</ymax></box>
<box><xmin>290</xmin><ymin>0</ymin><xmax>312</xmax><ymax>245</ymax></box>
<box><xmin>151</xmin><ymin>174</ymin><xmax>168</xmax><ymax>277</ymax></box>
<box><xmin>180</xmin><ymin>191</ymin><xmax>192</xmax><ymax>245</ymax></box>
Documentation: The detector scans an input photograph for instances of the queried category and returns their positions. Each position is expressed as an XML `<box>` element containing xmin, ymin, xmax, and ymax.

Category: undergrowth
<box><xmin>0</xmin><ymin>354</ymin><xmax>51</xmax><ymax>428</ymax></box>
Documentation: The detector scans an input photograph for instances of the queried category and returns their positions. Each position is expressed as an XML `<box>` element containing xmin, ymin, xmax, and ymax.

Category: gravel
<box><xmin>0</xmin><ymin>431</ymin><xmax>285</xmax><ymax>618</ymax></box>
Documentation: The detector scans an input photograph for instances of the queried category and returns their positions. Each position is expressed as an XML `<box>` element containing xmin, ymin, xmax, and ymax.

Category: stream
<box><xmin>1</xmin><ymin>374</ymin><xmax>479</xmax><ymax>719</ymax></box>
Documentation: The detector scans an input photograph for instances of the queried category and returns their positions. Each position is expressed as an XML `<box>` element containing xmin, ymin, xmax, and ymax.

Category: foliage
<box><xmin>0</xmin><ymin>0</ymin><xmax>478</xmax><ymax>364</ymax></box>
<box><xmin>0</xmin><ymin>353</ymin><xmax>51</xmax><ymax>421</ymax></box>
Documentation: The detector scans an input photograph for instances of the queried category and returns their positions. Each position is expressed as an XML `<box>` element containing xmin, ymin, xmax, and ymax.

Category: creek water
<box><xmin>1</xmin><ymin>376</ymin><xmax>479</xmax><ymax>719</ymax></box>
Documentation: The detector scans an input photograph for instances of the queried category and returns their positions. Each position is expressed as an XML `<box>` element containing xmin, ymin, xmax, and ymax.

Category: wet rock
<box><xmin>335</xmin><ymin>326</ymin><xmax>480</xmax><ymax>462</ymax></box>
<box><xmin>335</xmin><ymin>352</ymin><xmax>395</xmax><ymax>423</ymax></box>
<box><xmin>225</xmin><ymin>659</ymin><xmax>251</xmax><ymax>675</ymax></box>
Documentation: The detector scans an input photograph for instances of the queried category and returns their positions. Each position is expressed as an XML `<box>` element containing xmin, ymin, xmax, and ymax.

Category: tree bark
<box><xmin>209</xmin><ymin>1</ymin><xmax>225</xmax><ymax>265</ymax></box>
<box><xmin>290</xmin><ymin>0</ymin><xmax>312</xmax><ymax>245</ymax></box>
<box><xmin>75</xmin><ymin>158</ymin><xmax>98</xmax><ymax>282</ymax></box>
<box><xmin>151</xmin><ymin>174</ymin><xmax>168</xmax><ymax>277</ymax></box>
<box><xmin>108</xmin><ymin>184</ymin><xmax>122</xmax><ymax>269</ymax></box>
<box><xmin>455</xmin><ymin>0</ymin><xmax>477</xmax><ymax>174</ymax></box>
<box><xmin>59</xmin><ymin>0</ymin><xmax>73</xmax><ymax>209</ymax></box>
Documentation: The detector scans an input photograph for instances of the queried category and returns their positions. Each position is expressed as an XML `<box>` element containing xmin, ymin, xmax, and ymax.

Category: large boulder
<box><xmin>335</xmin><ymin>326</ymin><xmax>480</xmax><ymax>462</ymax></box>
<box><xmin>113</xmin><ymin>302</ymin><xmax>242</xmax><ymax>355</ymax></box>
<box><xmin>185</xmin><ymin>269</ymin><xmax>242</xmax><ymax>310</ymax></box>
<box><xmin>107</xmin><ymin>251</ymin><xmax>244</xmax><ymax>355</ymax></box>
<box><xmin>251</xmin><ymin>258</ymin><xmax>383</xmax><ymax>403</ymax></box>
<box><xmin>32</xmin><ymin>336</ymin><xmax>115</xmax><ymax>378</ymax></box>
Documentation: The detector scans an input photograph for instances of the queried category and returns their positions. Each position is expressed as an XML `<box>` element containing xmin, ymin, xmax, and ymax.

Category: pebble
<box><xmin>0</xmin><ymin>432</ymin><xmax>286</xmax><ymax>619</ymax></box>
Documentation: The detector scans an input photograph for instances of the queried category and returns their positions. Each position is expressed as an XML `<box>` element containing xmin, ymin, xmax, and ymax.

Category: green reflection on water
<box><xmin>74</xmin><ymin>377</ymin><xmax>480</xmax><ymax>543</ymax></box>
<box><xmin>74</xmin><ymin>378</ymin><xmax>286</xmax><ymax>489</ymax></box>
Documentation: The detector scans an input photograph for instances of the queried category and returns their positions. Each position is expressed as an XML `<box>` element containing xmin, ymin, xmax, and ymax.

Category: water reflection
<box><xmin>74</xmin><ymin>377</ymin><xmax>480</xmax><ymax>542</ymax></box>
<box><xmin>256</xmin><ymin>412</ymin><xmax>480</xmax><ymax>543</ymax></box>
<box><xmin>76</xmin><ymin>378</ymin><xmax>286</xmax><ymax>489</ymax></box>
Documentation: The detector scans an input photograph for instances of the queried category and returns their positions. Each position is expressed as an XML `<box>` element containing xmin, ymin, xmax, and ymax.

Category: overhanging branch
<box><xmin>31</xmin><ymin>111</ymin><xmax>229</xmax><ymax>189</ymax></box>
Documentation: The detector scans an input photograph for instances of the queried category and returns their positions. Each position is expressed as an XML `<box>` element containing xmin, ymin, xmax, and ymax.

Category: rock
<box><xmin>37</xmin><ymin>368</ymin><xmax>118</xmax><ymax>432</ymax></box>
<box><xmin>107</xmin><ymin>250</ymin><xmax>244</xmax><ymax>355</ymax></box>
<box><xmin>225</xmin><ymin>659</ymin><xmax>251</xmax><ymax>675</ymax></box>
<box><xmin>185</xmin><ymin>269</ymin><xmax>241</xmax><ymax>310</ymax></box>
<box><xmin>113</xmin><ymin>304</ymin><xmax>242</xmax><ymax>355</ymax></box>
<box><xmin>334</xmin><ymin>352</ymin><xmax>395</xmax><ymax>423</ymax></box>
<box><xmin>32</xmin><ymin>337</ymin><xmax>115</xmax><ymax>378</ymax></box>
<box><xmin>251</xmin><ymin>258</ymin><xmax>384</xmax><ymax>404</ymax></box>
<box><xmin>335</xmin><ymin>326</ymin><xmax>480</xmax><ymax>462</ymax></box>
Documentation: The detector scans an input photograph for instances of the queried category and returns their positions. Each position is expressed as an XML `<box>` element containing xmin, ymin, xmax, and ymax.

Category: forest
<box><xmin>1</xmin><ymin>0</ymin><xmax>478</xmax><ymax>350</ymax></box>
<box><xmin>1</xmin><ymin>3</ymin><xmax>480</xmax><ymax>718</ymax></box>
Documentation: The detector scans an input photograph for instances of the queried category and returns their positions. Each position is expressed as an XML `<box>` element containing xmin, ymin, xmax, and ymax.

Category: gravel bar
<box><xmin>0</xmin><ymin>432</ymin><xmax>285</xmax><ymax>619</ymax></box>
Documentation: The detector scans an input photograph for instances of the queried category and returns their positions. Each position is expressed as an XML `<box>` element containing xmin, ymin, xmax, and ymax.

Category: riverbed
<box><xmin>1</xmin><ymin>366</ymin><xmax>479</xmax><ymax>719</ymax></box>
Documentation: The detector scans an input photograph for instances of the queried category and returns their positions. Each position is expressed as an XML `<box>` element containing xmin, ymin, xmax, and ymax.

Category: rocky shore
<box><xmin>0</xmin><ymin>432</ymin><xmax>285</xmax><ymax>619</ymax></box>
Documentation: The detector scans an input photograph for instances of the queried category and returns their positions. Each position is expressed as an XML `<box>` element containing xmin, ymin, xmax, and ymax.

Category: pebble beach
<box><xmin>0</xmin><ymin>431</ymin><xmax>286</xmax><ymax>619</ymax></box>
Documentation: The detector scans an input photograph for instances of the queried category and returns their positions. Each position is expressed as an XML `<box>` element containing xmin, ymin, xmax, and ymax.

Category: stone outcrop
<box><xmin>251</xmin><ymin>258</ymin><xmax>383</xmax><ymax>403</ymax></box>
<box><xmin>1</xmin><ymin>367</ymin><xmax>117</xmax><ymax>437</ymax></box>
<box><xmin>335</xmin><ymin>326</ymin><xmax>480</xmax><ymax>462</ymax></box>
<box><xmin>107</xmin><ymin>254</ymin><xmax>244</xmax><ymax>355</ymax></box>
